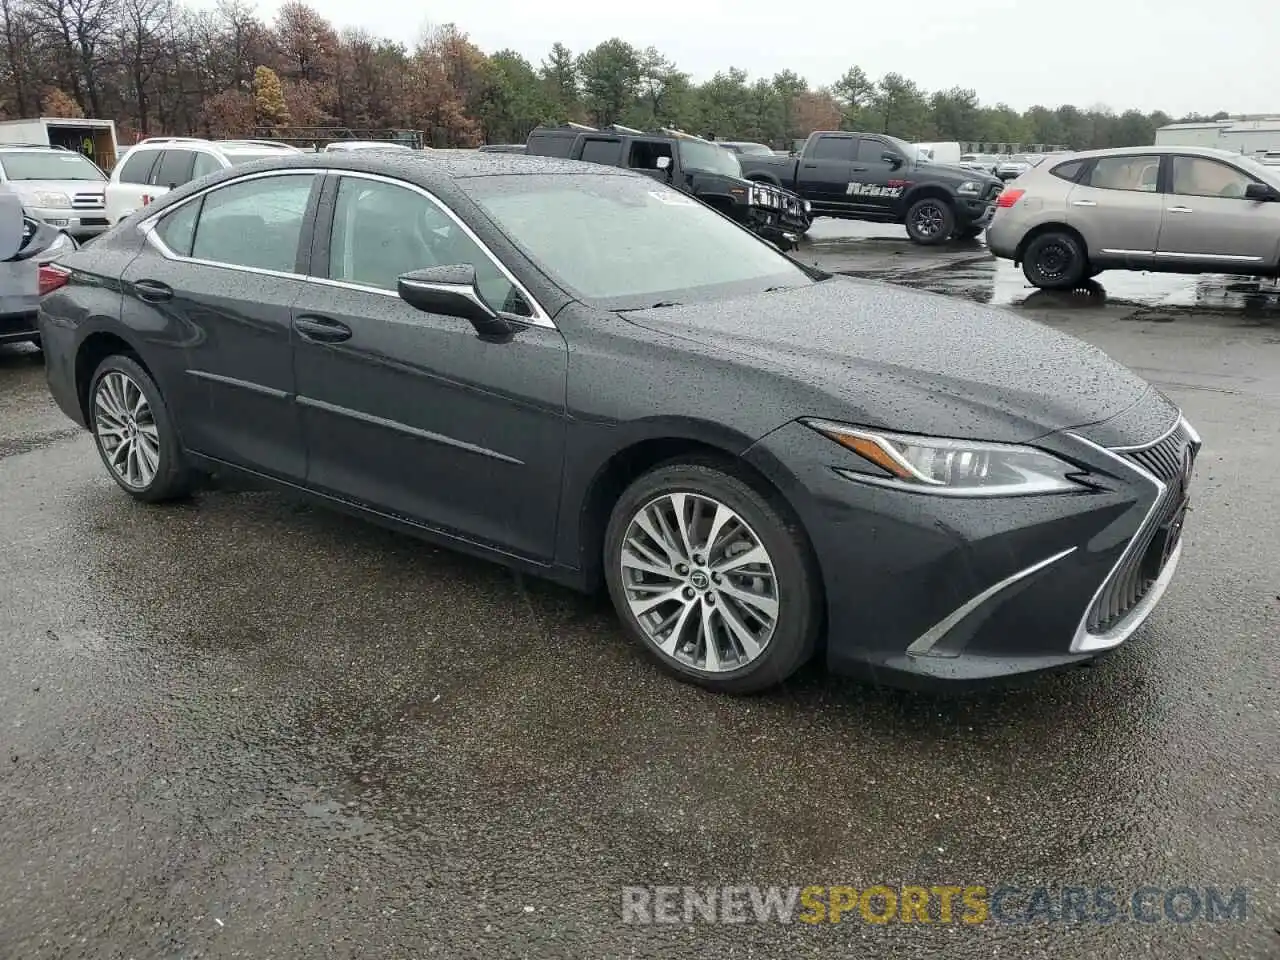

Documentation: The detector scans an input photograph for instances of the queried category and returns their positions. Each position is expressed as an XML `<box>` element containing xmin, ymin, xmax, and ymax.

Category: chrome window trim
<box><xmin>1065</xmin><ymin>415</ymin><xmax>1195</xmax><ymax>653</ymax></box>
<box><xmin>323</xmin><ymin>169</ymin><xmax>554</xmax><ymax>328</ymax></box>
<box><xmin>138</xmin><ymin>166</ymin><xmax>555</xmax><ymax>329</ymax></box>
<box><xmin>906</xmin><ymin>547</ymin><xmax>1078</xmax><ymax>657</ymax></box>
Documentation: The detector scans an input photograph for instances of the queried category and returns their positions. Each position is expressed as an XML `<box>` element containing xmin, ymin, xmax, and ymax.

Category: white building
<box><xmin>1155</xmin><ymin>117</ymin><xmax>1280</xmax><ymax>158</ymax></box>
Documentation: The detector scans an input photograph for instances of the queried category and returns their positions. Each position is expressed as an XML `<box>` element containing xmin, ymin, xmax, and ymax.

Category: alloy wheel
<box><xmin>913</xmin><ymin>202</ymin><xmax>945</xmax><ymax>238</ymax></box>
<box><xmin>94</xmin><ymin>370</ymin><xmax>160</xmax><ymax>489</ymax></box>
<box><xmin>619</xmin><ymin>492</ymin><xmax>779</xmax><ymax>673</ymax></box>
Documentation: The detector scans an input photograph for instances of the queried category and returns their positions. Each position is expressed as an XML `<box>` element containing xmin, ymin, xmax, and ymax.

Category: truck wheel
<box><xmin>905</xmin><ymin>198</ymin><xmax>955</xmax><ymax>245</ymax></box>
<box><xmin>1022</xmin><ymin>232</ymin><xmax>1088</xmax><ymax>290</ymax></box>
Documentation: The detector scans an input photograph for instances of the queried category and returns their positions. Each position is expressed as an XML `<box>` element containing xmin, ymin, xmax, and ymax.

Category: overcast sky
<box><xmin>251</xmin><ymin>0</ymin><xmax>1279</xmax><ymax>117</ymax></box>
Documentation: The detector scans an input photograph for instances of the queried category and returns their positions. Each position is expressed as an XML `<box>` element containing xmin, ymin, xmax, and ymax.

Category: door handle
<box><xmin>802</xmin><ymin>162</ymin><xmax>818</xmax><ymax>168</ymax></box>
<box><xmin>851</xmin><ymin>165</ymin><xmax>868</xmax><ymax>172</ymax></box>
<box><xmin>132</xmin><ymin>279</ymin><xmax>172</xmax><ymax>302</ymax></box>
<box><xmin>1167</xmin><ymin>205</ymin><xmax>1193</xmax><ymax>213</ymax></box>
<box><xmin>1070</xmin><ymin>200</ymin><xmax>1097</xmax><ymax>207</ymax></box>
<box><xmin>293</xmin><ymin>315</ymin><xmax>352</xmax><ymax>343</ymax></box>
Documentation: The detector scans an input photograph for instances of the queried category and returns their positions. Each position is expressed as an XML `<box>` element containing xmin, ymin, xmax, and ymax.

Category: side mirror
<box><xmin>1245</xmin><ymin>182</ymin><xmax>1279</xmax><ymax>201</ymax></box>
<box><xmin>882</xmin><ymin>151</ymin><xmax>902</xmax><ymax>168</ymax></box>
<box><xmin>397</xmin><ymin>264</ymin><xmax>512</xmax><ymax>338</ymax></box>
<box><xmin>656</xmin><ymin>156</ymin><xmax>671</xmax><ymax>170</ymax></box>
<box><xmin>0</xmin><ymin>189</ymin><xmax>24</xmax><ymax>261</ymax></box>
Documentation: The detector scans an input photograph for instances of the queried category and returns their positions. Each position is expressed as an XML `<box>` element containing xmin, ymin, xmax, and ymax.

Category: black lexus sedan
<box><xmin>37</xmin><ymin>151</ymin><xmax>1201</xmax><ymax>694</ymax></box>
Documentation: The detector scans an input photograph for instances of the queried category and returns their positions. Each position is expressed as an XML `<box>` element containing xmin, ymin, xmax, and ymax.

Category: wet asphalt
<box><xmin>1</xmin><ymin>223</ymin><xmax>1277</xmax><ymax>959</ymax></box>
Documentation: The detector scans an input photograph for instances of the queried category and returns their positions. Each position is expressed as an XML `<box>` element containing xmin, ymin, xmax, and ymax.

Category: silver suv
<box><xmin>986</xmin><ymin>145</ymin><xmax>1280</xmax><ymax>289</ymax></box>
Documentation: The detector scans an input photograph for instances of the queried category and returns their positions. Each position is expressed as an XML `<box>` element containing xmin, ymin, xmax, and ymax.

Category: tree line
<box><xmin>0</xmin><ymin>0</ymin><xmax>1231</xmax><ymax>150</ymax></box>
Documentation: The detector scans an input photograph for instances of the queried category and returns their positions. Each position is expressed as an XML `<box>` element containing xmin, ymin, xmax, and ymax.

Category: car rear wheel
<box><xmin>1022</xmin><ymin>232</ymin><xmax>1089</xmax><ymax>289</ymax></box>
<box><xmin>604</xmin><ymin>460</ymin><xmax>820</xmax><ymax>694</ymax></box>
<box><xmin>905</xmin><ymin>198</ymin><xmax>955</xmax><ymax>245</ymax></box>
<box><xmin>90</xmin><ymin>354</ymin><xmax>193</xmax><ymax>502</ymax></box>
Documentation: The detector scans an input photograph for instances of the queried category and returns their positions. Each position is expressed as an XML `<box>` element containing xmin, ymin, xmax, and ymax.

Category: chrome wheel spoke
<box><xmin>94</xmin><ymin>371</ymin><xmax>159</xmax><ymax>490</ymax></box>
<box><xmin>619</xmin><ymin>491</ymin><xmax>778</xmax><ymax>674</ymax></box>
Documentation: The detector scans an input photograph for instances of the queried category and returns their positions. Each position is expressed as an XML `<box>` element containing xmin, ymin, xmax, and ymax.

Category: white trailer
<box><xmin>0</xmin><ymin>117</ymin><xmax>119</xmax><ymax>171</ymax></box>
<box><xmin>1155</xmin><ymin>118</ymin><xmax>1280</xmax><ymax>159</ymax></box>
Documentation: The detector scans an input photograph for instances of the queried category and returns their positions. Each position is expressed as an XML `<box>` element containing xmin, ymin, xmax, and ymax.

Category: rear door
<box><xmin>106</xmin><ymin>148</ymin><xmax>159</xmax><ymax>222</ymax></box>
<box><xmin>1155</xmin><ymin>154</ymin><xmax>1280</xmax><ymax>270</ymax></box>
<box><xmin>799</xmin><ymin>134</ymin><xmax>856</xmax><ymax>207</ymax></box>
<box><xmin>123</xmin><ymin>170</ymin><xmax>320</xmax><ymax>480</ymax></box>
<box><xmin>1066</xmin><ymin>153</ymin><xmax>1164</xmax><ymax>269</ymax></box>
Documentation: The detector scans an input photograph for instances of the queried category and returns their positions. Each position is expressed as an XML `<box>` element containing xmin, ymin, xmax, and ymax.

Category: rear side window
<box><xmin>153</xmin><ymin>198</ymin><xmax>202</xmax><ymax>256</ymax></box>
<box><xmin>192</xmin><ymin>152</ymin><xmax>221</xmax><ymax>179</ymax></box>
<box><xmin>579</xmin><ymin>139</ymin><xmax>622</xmax><ymax>165</ymax></box>
<box><xmin>151</xmin><ymin>149</ymin><xmax>196</xmax><ymax>188</ymax></box>
<box><xmin>810</xmin><ymin>137</ymin><xmax>855</xmax><ymax>161</ymax></box>
<box><xmin>1082</xmin><ymin>155</ymin><xmax>1161</xmax><ymax>193</ymax></box>
<box><xmin>1050</xmin><ymin>159</ymin><xmax>1085</xmax><ymax>182</ymax></box>
<box><xmin>117</xmin><ymin>149</ymin><xmax>158</xmax><ymax>185</ymax></box>
<box><xmin>189</xmin><ymin>173</ymin><xmax>315</xmax><ymax>273</ymax></box>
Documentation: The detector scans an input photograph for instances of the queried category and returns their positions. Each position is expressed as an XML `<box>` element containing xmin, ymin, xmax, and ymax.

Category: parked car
<box><xmin>0</xmin><ymin>144</ymin><xmax>109</xmax><ymax>241</ymax></box>
<box><xmin>0</xmin><ymin>184</ymin><xmax>78</xmax><ymax>349</ymax></box>
<box><xmin>737</xmin><ymin>131</ymin><xmax>1003</xmax><ymax>244</ymax></box>
<box><xmin>38</xmin><ymin>152</ymin><xmax>1202</xmax><ymax>694</ymax></box>
<box><xmin>525</xmin><ymin>124</ymin><xmax>810</xmax><ymax>249</ymax></box>
<box><xmin>996</xmin><ymin>155</ymin><xmax>1034</xmax><ymax>181</ymax></box>
<box><xmin>987</xmin><ymin>145</ymin><xmax>1280</xmax><ymax>289</ymax></box>
<box><xmin>324</xmin><ymin>140</ymin><xmax>416</xmax><ymax>153</ymax></box>
<box><xmin>105</xmin><ymin>137</ymin><xmax>301</xmax><ymax>223</ymax></box>
<box><xmin>958</xmin><ymin>153</ymin><xmax>999</xmax><ymax>176</ymax></box>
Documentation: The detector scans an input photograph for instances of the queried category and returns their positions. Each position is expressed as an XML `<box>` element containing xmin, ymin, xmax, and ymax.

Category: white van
<box><xmin>105</xmin><ymin>137</ymin><xmax>300</xmax><ymax>223</ymax></box>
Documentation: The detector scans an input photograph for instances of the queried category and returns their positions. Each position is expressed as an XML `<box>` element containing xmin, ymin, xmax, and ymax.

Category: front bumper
<box><xmin>28</xmin><ymin>207</ymin><xmax>110</xmax><ymax>239</ymax></box>
<box><xmin>744</xmin><ymin>413</ymin><xmax>1201</xmax><ymax>689</ymax></box>
<box><xmin>746</xmin><ymin>183</ymin><xmax>810</xmax><ymax>247</ymax></box>
<box><xmin>955</xmin><ymin>183</ymin><xmax>1002</xmax><ymax>229</ymax></box>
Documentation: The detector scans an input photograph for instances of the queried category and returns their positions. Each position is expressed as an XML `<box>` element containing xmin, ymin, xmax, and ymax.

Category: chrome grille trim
<box><xmin>72</xmin><ymin>192</ymin><xmax>106</xmax><ymax>210</ymax></box>
<box><xmin>1068</xmin><ymin>415</ymin><xmax>1200</xmax><ymax>653</ymax></box>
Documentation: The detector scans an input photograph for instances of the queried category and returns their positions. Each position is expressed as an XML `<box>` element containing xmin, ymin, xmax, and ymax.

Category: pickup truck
<box><xmin>738</xmin><ymin>131</ymin><xmax>1004</xmax><ymax>245</ymax></box>
<box><xmin>524</xmin><ymin>124</ymin><xmax>811</xmax><ymax>249</ymax></box>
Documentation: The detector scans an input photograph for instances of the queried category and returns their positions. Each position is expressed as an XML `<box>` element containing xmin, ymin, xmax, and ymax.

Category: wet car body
<box><xmin>38</xmin><ymin>152</ymin><xmax>1200</xmax><ymax>692</ymax></box>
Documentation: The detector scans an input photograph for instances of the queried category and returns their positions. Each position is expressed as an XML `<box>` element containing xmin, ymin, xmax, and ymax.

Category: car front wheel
<box><xmin>604</xmin><ymin>460</ymin><xmax>821</xmax><ymax>694</ymax></box>
<box><xmin>90</xmin><ymin>354</ymin><xmax>193</xmax><ymax>502</ymax></box>
<box><xmin>1022</xmin><ymin>232</ymin><xmax>1088</xmax><ymax>289</ymax></box>
<box><xmin>905</xmin><ymin>198</ymin><xmax>956</xmax><ymax>245</ymax></box>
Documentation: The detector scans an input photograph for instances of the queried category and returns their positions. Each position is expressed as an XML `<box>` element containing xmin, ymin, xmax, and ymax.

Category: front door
<box><xmin>292</xmin><ymin>173</ymin><xmax>569</xmax><ymax>561</ymax></box>
<box><xmin>845</xmin><ymin>136</ymin><xmax>909</xmax><ymax>215</ymax></box>
<box><xmin>1066</xmin><ymin>153</ymin><xmax>1165</xmax><ymax>269</ymax></box>
<box><xmin>1155</xmin><ymin>154</ymin><xmax>1280</xmax><ymax>269</ymax></box>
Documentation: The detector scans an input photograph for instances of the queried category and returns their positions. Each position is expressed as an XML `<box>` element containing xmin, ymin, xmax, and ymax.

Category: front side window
<box><xmin>117</xmin><ymin>149</ymin><xmax>158</xmax><ymax>185</ymax></box>
<box><xmin>461</xmin><ymin>173</ymin><xmax>815</xmax><ymax>310</ymax></box>
<box><xmin>327</xmin><ymin>176</ymin><xmax>530</xmax><ymax>316</ymax></box>
<box><xmin>856</xmin><ymin>139</ymin><xmax>890</xmax><ymax>163</ymax></box>
<box><xmin>0</xmin><ymin>151</ymin><xmax>105</xmax><ymax>181</ymax></box>
<box><xmin>1170</xmin><ymin>156</ymin><xmax>1256</xmax><ymax>199</ymax></box>
<box><xmin>189</xmin><ymin>173</ymin><xmax>315</xmax><ymax>272</ymax></box>
<box><xmin>677</xmin><ymin>139</ymin><xmax>741</xmax><ymax>177</ymax></box>
<box><xmin>1084</xmin><ymin>155</ymin><xmax>1161</xmax><ymax>192</ymax></box>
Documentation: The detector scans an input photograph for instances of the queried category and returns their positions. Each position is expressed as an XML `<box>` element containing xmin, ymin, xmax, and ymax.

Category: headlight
<box><xmin>34</xmin><ymin>191</ymin><xmax>72</xmax><ymax>209</ymax></box>
<box><xmin>806</xmin><ymin>420</ymin><xmax>1088</xmax><ymax>497</ymax></box>
<box><xmin>957</xmin><ymin>181</ymin><xmax>981</xmax><ymax>195</ymax></box>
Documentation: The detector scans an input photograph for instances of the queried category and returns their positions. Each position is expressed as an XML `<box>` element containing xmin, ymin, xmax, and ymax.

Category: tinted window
<box><xmin>855</xmin><ymin>138</ymin><xmax>889</xmax><ymax>163</ymax></box>
<box><xmin>191</xmin><ymin>152</ymin><xmax>221</xmax><ymax>179</ymax></box>
<box><xmin>461</xmin><ymin>173</ymin><xmax>814</xmax><ymax>310</ymax></box>
<box><xmin>1083</xmin><ymin>155</ymin><xmax>1160</xmax><ymax>192</ymax></box>
<box><xmin>1170</xmin><ymin>156</ymin><xmax>1255</xmax><ymax>199</ymax></box>
<box><xmin>152</xmin><ymin>150</ymin><xmax>196</xmax><ymax>188</ymax></box>
<box><xmin>526</xmin><ymin>133</ymin><xmax>574</xmax><ymax>159</ymax></box>
<box><xmin>117</xmin><ymin>149</ymin><xmax>158</xmax><ymax>185</ymax></box>
<box><xmin>190</xmin><ymin>174</ymin><xmax>315</xmax><ymax>272</ymax></box>
<box><xmin>580</xmin><ymin>139</ymin><xmax>623</xmax><ymax>165</ymax></box>
<box><xmin>810</xmin><ymin>137</ymin><xmax>854</xmax><ymax>161</ymax></box>
<box><xmin>328</xmin><ymin>176</ymin><xmax>529</xmax><ymax>316</ymax></box>
<box><xmin>1050</xmin><ymin>159</ymin><xmax>1085</xmax><ymax>182</ymax></box>
<box><xmin>154</xmin><ymin>198</ymin><xmax>201</xmax><ymax>256</ymax></box>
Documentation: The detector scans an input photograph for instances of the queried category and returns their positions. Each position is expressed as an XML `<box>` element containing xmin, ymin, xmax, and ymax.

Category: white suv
<box><xmin>105</xmin><ymin>137</ymin><xmax>301</xmax><ymax>223</ymax></box>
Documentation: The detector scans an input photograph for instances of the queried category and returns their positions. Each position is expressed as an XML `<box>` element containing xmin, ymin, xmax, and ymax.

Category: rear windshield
<box><xmin>461</xmin><ymin>172</ymin><xmax>815</xmax><ymax>310</ymax></box>
<box><xmin>0</xmin><ymin>152</ymin><xmax>105</xmax><ymax>181</ymax></box>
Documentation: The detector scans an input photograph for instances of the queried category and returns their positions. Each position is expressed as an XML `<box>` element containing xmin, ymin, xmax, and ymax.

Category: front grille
<box><xmin>78</xmin><ymin>217</ymin><xmax>109</xmax><ymax>226</ymax></box>
<box><xmin>72</xmin><ymin>192</ymin><xmax>105</xmax><ymax>210</ymax></box>
<box><xmin>1086</xmin><ymin>421</ymin><xmax>1199</xmax><ymax>635</ymax></box>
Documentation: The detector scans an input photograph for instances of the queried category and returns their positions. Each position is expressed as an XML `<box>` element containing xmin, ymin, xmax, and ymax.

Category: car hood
<box><xmin>620</xmin><ymin>277</ymin><xmax>1154</xmax><ymax>444</ymax></box>
<box><xmin>913</xmin><ymin>161</ymin><xmax>1000</xmax><ymax>185</ymax></box>
<box><xmin>8</xmin><ymin>179</ymin><xmax>106</xmax><ymax>198</ymax></box>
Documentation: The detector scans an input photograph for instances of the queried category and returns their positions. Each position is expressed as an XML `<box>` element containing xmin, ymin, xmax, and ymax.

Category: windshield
<box><xmin>462</xmin><ymin>173</ymin><xmax>815</xmax><ymax>310</ymax></box>
<box><xmin>677</xmin><ymin>140</ymin><xmax>742</xmax><ymax>178</ymax></box>
<box><xmin>0</xmin><ymin>152</ymin><xmax>105</xmax><ymax>181</ymax></box>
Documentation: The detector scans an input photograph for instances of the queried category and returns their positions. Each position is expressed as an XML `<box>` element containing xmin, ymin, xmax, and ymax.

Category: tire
<box><xmin>603</xmin><ymin>459</ymin><xmax>821</xmax><ymax>694</ymax></box>
<box><xmin>952</xmin><ymin>225</ymin><xmax>984</xmax><ymax>242</ymax></box>
<box><xmin>1022</xmin><ymin>231</ymin><xmax>1088</xmax><ymax>289</ymax></box>
<box><xmin>905</xmin><ymin>197</ymin><xmax>955</xmax><ymax>245</ymax></box>
<box><xmin>89</xmin><ymin>353</ymin><xmax>193</xmax><ymax>502</ymax></box>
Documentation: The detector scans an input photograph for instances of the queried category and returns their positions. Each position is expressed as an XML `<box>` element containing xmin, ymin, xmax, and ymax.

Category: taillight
<box><xmin>38</xmin><ymin>263</ymin><xmax>71</xmax><ymax>296</ymax></box>
<box><xmin>995</xmin><ymin>189</ymin><xmax>1025</xmax><ymax>208</ymax></box>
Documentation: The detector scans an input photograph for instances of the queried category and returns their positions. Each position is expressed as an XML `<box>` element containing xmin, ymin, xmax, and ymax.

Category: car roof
<box><xmin>1054</xmin><ymin>145</ymin><xmax>1250</xmax><ymax>161</ymax></box>
<box><xmin>227</xmin><ymin>149</ymin><xmax>630</xmax><ymax>183</ymax></box>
